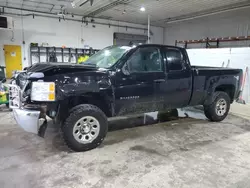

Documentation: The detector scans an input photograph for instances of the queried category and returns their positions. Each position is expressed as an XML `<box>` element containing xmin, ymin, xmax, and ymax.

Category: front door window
<box><xmin>126</xmin><ymin>47</ymin><xmax>163</xmax><ymax>73</ymax></box>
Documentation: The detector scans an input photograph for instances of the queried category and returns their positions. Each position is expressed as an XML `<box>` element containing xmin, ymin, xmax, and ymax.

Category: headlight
<box><xmin>31</xmin><ymin>82</ymin><xmax>55</xmax><ymax>101</ymax></box>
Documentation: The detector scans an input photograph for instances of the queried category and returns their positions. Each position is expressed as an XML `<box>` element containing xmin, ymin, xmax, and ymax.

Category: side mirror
<box><xmin>122</xmin><ymin>63</ymin><xmax>130</xmax><ymax>76</ymax></box>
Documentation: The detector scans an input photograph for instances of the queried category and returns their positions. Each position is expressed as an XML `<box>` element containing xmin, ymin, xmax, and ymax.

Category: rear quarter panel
<box><xmin>189</xmin><ymin>68</ymin><xmax>242</xmax><ymax>106</ymax></box>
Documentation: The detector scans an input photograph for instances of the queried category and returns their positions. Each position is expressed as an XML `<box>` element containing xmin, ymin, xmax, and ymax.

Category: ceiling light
<box><xmin>140</xmin><ymin>6</ymin><xmax>146</xmax><ymax>12</ymax></box>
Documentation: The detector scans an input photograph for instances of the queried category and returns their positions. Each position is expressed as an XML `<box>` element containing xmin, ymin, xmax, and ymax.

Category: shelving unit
<box><xmin>30</xmin><ymin>45</ymin><xmax>100</xmax><ymax>65</ymax></box>
<box><xmin>175</xmin><ymin>36</ymin><xmax>250</xmax><ymax>48</ymax></box>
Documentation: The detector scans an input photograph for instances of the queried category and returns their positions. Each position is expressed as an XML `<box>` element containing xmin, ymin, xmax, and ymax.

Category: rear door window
<box><xmin>164</xmin><ymin>48</ymin><xmax>183</xmax><ymax>71</ymax></box>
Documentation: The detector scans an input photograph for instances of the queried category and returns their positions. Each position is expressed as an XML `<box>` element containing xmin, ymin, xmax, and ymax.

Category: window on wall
<box><xmin>127</xmin><ymin>47</ymin><xmax>162</xmax><ymax>72</ymax></box>
<box><xmin>165</xmin><ymin>48</ymin><xmax>183</xmax><ymax>71</ymax></box>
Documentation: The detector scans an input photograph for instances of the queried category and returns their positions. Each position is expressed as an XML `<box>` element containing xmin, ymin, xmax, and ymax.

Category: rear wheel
<box><xmin>204</xmin><ymin>91</ymin><xmax>230</xmax><ymax>122</ymax></box>
<box><xmin>62</xmin><ymin>104</ymin><xmax>108</xmax><ymax>152</ymax></box>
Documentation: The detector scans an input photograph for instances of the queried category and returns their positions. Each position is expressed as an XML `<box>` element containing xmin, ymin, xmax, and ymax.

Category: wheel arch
<box><xmin>69</xmin><ymin>93</ymin><xmax>112</xmax><ymax>117</ymax></box>
<box><xmin>58</xmin><ymin>93</ymin><xmax>113</xmax><ymax>123</ymax></box>
<box><xmin>215</xmin><ymin>84</ymin><xmax>235</xmax><ymax>103</ymax></box>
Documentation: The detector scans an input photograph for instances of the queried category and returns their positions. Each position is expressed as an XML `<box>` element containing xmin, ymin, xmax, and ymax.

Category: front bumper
<box><xmin>9</xmin><ymin>84</ymin><xmax>47</xmax><ymax>137</ymax></box>
<box><xmin>13</xmin><ymin>108</ymin><xmax>45</xmax><ymax>134</ymax></box>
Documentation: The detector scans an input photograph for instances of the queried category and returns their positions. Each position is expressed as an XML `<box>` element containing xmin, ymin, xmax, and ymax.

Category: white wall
<box><xmin>0</xmin><ymin>14</ymin><xmax>164</xmax><ymax>68</ymax></box>
<box><xmin>187</xmin><ymin>48</ymin><xmax>250</xmax><ymax>103</ymax></box>
<box><xmin>164</xmin><ymin>7</ymin><xmax>250</xmax><ymax>103</ymax></box>
<box><xmin>164</xmin><ymin>7</ymin><xmax>250</xmax><ymax>48</ymax></box>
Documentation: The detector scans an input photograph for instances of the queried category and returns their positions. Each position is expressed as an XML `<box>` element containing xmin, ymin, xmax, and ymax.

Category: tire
<box><xmin>62</xmin><ymin>104</ymin><xmax>108</xmax><ymax>152</ymax></box>
<box><xmin>203</xmin><ymin>91</ymin><xmax>230</xmax><ymax>122</ymax></box>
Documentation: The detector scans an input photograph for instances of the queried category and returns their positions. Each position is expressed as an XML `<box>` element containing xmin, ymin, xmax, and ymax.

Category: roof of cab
<box><xmin>135</xmin><ymin>44</ymin><xmax>184</xmax><ymax>49</ymax></box>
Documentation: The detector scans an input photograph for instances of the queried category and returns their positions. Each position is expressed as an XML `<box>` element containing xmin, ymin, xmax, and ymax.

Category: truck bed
<box><xmin>189</xmin><ymin>66</ymin><xmax>242</xmax><ymax>106</ymax></box>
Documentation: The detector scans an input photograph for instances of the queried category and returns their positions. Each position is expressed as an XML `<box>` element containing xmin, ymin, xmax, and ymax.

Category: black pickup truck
<box><xmin>9</xmin><ymin>44</ymin><xmax>242</xmax><ymax>152</ymax></box>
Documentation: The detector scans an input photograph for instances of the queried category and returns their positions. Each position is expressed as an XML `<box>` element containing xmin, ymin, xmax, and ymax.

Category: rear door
<box><xmin>160</xmin><ymin>47</ymin><xmax>192</xmax><ymax>108</ymax></box>
<box><xmin>114</xmin><ymin>46</ymin><xmax>165</xmax><ymax>115</ymax></box>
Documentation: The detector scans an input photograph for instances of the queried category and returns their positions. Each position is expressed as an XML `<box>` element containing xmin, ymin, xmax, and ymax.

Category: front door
<box><xmin>114</xmin><ymin>46</ymin><xmax>165</xmax><ymax>115</ymax></box>
<box><xmin>4</xmin><ymin>45</ymin><xmax>22</xmax><ymax>78</ymax></box>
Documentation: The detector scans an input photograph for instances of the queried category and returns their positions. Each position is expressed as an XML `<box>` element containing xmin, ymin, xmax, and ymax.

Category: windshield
<box><xmin>81</xmin><ymin>46</ymin><xmax>132</xmax><ymax>68</ymax></box>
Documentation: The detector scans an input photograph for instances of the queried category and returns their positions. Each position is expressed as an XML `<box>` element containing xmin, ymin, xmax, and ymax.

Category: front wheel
<box><xmin>204</xmin><ymin>91</ymin><xmax>230</xmax><ymax>122</ymax></box>
<box><xmin>62</xmin><ymin>104</ymin><xmax>108</xmax><ymax>152</ymax></box>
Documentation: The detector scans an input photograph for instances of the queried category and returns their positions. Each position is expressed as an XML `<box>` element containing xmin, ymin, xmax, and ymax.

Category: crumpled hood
<box><xmin>26</xmin><ymin>63</ymin><xmax>98</xmax><ymax>73</ymax></box>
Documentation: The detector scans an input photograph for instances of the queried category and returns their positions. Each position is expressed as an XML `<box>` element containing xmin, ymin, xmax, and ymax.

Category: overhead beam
<box><xmin>1</xmin><ymin>5</ymin><xmax>161</xmax><ymax>28</ymax></box>
<box><xmin>50</xmin><ymin>5</ymin><xmax>55</xmax><ymax>12</ymax></box>
<box><xmin>83</xmin><ymin>0</ymin><xmax>131</xmax><ymax>17</ymax></box>
<box><xmin>161</xmin><ymin>1</ymin><xmax>250</xmax><ymax>24</ymax></box>
<box><xmin>79</xmin><ymin>0</ymin><xmax>94</xmax><ymax>7</ymax></box>
<box><xmin>2</xmin><ymin>10</ymin><xmax>151</xmax><ymax>33</ymax></box>
<box><xmin>2</xmin><ymin>6</ymin><xmax>58</xmax><ymax>16</ymax></box>
<box><xmin>71</xmin><ymin>0</ymin><xmax>94</xmax><ymax>8</ymax></box>
<box><xmin>23</xmin><ymin>0</ymin><xmax>54</xmax><ymax>7</ymax></box>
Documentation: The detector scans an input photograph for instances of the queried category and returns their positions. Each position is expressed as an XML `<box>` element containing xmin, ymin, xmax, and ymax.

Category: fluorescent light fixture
<box><xmin>140</xmin><ymin>6</ymin><xmax>146</xmax><ymax>12</ymax></box>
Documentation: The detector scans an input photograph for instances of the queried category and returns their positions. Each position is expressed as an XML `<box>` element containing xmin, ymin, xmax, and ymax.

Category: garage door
<box><xmin>113</xmin><ymin>33</ymin><xmax>147</xmax><ymax>46</ymax></box>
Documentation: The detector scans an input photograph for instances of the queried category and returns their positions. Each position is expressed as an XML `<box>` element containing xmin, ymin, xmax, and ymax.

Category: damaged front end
<box><xmin>9</xmin><ymin>76</ymin><xmax>49</xmax><ymax>137</ymax></box>
<box><xmin>12</xmin><ymin>107</ymin><xmax>47</xmax><ymax>137</ymax></box>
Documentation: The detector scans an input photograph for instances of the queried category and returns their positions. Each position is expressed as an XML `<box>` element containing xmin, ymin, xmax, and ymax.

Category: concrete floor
<box><xmin>1</xmin><ymin>107</ymin><xmax>250</xmax><ymax>188</ymax></box>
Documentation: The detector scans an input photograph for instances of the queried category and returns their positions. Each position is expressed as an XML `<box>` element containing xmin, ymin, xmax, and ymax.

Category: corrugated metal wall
<box><xmin>164</xmin><ymin>7</ymin><xmax>250</xmax><ymax>48</ymax></box>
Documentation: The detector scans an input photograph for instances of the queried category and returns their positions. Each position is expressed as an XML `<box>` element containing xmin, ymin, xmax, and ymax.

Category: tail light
<box><xmin>240</xmin><ymin>67</ymin><xmax>248</xmax><ymax>90</ymax></box>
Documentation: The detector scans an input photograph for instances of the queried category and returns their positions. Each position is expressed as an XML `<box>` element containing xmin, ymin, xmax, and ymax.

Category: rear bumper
<box><xmin>13</xmin><ymin>108</ymin><xmax>44</xmax><ymax>135</ymax></box>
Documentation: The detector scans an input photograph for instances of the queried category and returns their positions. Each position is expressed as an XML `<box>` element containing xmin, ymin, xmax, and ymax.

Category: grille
<box><xmin>8</xmin><ymin>84</ymin><xmax>22</xmax><ymax>109</ymax></box>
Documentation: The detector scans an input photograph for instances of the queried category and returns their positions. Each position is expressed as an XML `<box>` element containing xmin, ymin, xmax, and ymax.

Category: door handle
<box><xmin>154</xmin><ymin>79</ymin><xmax>165</xmax><ymax>83</ymax></box>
